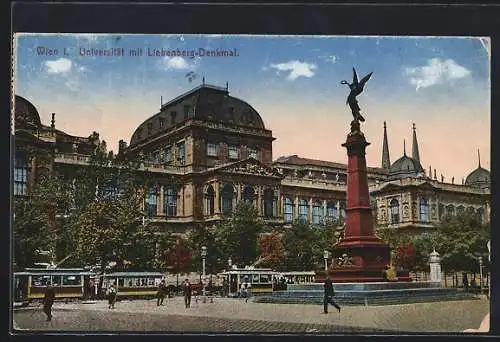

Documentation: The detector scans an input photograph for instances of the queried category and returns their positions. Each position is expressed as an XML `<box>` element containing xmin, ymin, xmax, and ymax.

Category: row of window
<box><xmin>31</xmin><ymin>275</ymin><xmax>82</xmax><ymax>287</ymax></box>
<box><xmin>206</xmin><ymin>142</ymin><xmax>258</xmax><ymax>160</ymax></box>
<box><xmin>14</xmin><ymin>156</ymin><xmax>28</xmax><ymax>196</ymax></box>
<box><xmin>149</xmin><ymin>141</ymin><xmax>186</xmax><ymax>166</ymax></box>
<box><xmin>387</xmin><ymin>199</ymin><xmax>485</xmax><ymax>224</ymax></box>
<box><xmin>283</xmin><ymin>198</ymin><xmax>345</xmax><ymax>224</ymax></box>
<box><xmin>145</xmin><ymin>187</ymin><xmax>177</xmax><ymax>217</ymax></box>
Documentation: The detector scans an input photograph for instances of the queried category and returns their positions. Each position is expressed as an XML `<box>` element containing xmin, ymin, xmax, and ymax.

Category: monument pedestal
<box><xmin>329</xmin><ymin>120</ymin><xmax>391</xmax><ymax>282</ymax></box>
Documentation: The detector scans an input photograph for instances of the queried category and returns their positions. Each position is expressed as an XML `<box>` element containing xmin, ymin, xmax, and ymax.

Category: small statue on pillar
<box><xmin>340</xmin><ymin>67</ymin><xmax>373</xmax><ymax>131</ymax></box>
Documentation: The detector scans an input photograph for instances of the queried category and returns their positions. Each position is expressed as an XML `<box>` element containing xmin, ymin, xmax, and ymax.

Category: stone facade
<box><xmin>13</xmin><ymin>85</ymin><xmax>490</xmax><ymax>237</ymax></box>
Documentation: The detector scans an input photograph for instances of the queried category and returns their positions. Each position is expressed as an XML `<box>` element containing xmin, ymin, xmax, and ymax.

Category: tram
<box><xmin>100</xmin><ymin>272</ymin><xmax>165</xmax><ymax>299</ymax></box>
<box><xmin>13</xmin><ymin>268</ymin><xmax>95</xmax><ymax>304</ymax></box>
<box><xmin>277</xmin><ymin>271</ymin><xmax>316</xmax><ymax>284</ymax></box>
<box><xmin>220</xmin><ymin>268</ymin><xmax>275</xmax><ymax>297</ymax></box>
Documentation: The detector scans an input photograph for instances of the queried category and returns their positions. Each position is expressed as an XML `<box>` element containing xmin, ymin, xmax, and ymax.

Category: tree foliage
<box><xmin>257</xmin><ymin>231</ymin><xmax>285</xmax><ymax>269</ymax></box>
<box><xmin>394</xmin><ymin>243</ymin><xmax>417</xmax><ymax>270</ymax></box>
<box><xmin>164</xmin><ymin>237</ymin><xmax>192</xmax><ymax>275</ymax></box>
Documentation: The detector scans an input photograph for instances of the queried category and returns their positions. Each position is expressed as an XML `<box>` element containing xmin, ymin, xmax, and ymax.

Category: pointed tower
<box><xmin>381</xmin><ymin>121</ymin><xmax>391</xmax><ymax>169</ymax></box>
<box><xmin>403</xmin><ymin>139</ymin><xmax>407</xmax><ymax>156</ymax></box>
<box><xmin>412</xmin><ymin>123</ymin><xmax>420</xmax><ymax>163</ymax></box>
<box><xmin>478</xmin><ymin>149</ymin><xmax>481</xmax><ymax>168</ymax></box>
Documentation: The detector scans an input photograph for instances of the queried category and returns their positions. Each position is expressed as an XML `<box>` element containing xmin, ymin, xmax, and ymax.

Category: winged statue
<box><xmin>340</xmin><ymin>68</ymin><xmax>373</xmax><ymax>122</ymax></box>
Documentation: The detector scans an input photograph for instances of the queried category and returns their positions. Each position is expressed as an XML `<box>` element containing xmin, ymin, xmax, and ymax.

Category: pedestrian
<box><xmin>183</xmin><ymin>279</ymin><xmax>192</xmax><ymax>308</ymax></box>
<box><xmin>462</xmin><ymin>273</ymin><xmax>469</xmax><ymax>292</ymax></box>
<box><xmin>240</xmin><ymin>276</ymin><xmax>252</xmax><ymax>303</ymax></box>
<box><xmin>156</xmin><ymin>279</ymin><xmax>166</xmax><ymax>306</ymax></box>
<box><xmin>88</xmin><ymin>279</ymin><xmax>95</xmax><ymax>300</ymax></box>
<box><xmin>323</xmin><ymin>276</ymin><xmax>341</xmax><ymax>314</ymax></box>
<box><xmin>107</xmin><ymin>284</ymin><xmax>117</xmax><ymax>309</ymax></box>
<box><xmin>43</xmin><ymin>282</ymin><xmax>56</xmax><ymax>321</ymax></box>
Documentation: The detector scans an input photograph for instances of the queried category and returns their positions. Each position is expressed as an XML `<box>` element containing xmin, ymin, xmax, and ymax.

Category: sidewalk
<box><xmin>33</xmin><ymin>296</ymin><xmax>488</xmax><ymax>333</ymax></box>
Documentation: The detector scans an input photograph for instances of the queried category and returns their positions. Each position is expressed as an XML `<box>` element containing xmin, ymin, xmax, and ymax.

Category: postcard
<box><xmin>12</xmin><ymin>33</ymin><xmax>490</xmax><ymax>333</ymax></box>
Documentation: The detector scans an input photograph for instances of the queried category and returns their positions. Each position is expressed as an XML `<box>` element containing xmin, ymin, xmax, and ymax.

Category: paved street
<box><xmin>12</xmin><ymin>296</ymin><xmax>489</xmax><ymax>333</ymax></box>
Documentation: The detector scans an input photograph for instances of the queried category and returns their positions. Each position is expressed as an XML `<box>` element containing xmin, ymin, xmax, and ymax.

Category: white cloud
<box><xmin>44</xmin><ymin>58</ymin><xmax>72</xmax><ymax>74</ymax></box>
<box><xmin>405</xmin><ymin>58</ymin><xmax>471</xmax><ymax>91</ymax></box>
<box><xmin>268</xmin><ymin>60</ymin><xmax>317</xmax><ymax>81</ymax></box>
<box><xmin>161</xmin><ymin>56</ymin><xmax>198</xmax><ymax>71</ymax></box>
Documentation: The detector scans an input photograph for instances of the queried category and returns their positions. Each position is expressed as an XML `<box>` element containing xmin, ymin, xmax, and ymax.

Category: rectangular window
<box><xmin>183</xmin><ymin>105</ymin><xmax>190</xmax><ymax>119</ymax></box>
<box><xmin>171</xmin><ymin>111</ymin><xmax>177</xmax><ymax>123</ymax></box>
<box><xmin>176</xmin><ymin>141</ymin><xmax>186</xmax><ymax>165</ymax></box>
<box><xmin>146</xmin><ymin>188</ymin><xmax>157</xmax><ymax>217</ymax></box>
<box><xmin>147</xmin><ymin>122</ymin><xmax>153</xmax><ymax>135</ymax></box>
<box><xmin>159</xmin><ymin>117</ymin><xmax>165</xmax><ymax>129</ymax></box>
<box><xmin>165</xmin><ymin>147</ymin><xmax>172</xmax><ymax>165</ymax></box>
<box><xmin>62</xmin><ymin>275</ymin><xmax>81</xmax><ymax>286</ymax></box>
<box><xmin>207</xmin><ymin>142</ymin><xmax>217</xmax><ymax>157</ymax></box>
<box><xmin>164</xmin><ymin>187</ymin><xmax>177</xmax><ymax>217</ymax></box>
<box><xmin>247</xmin><ymin>148</ymin><xmax>258</xmax><ymax>159</ymax></box>
<box><xmin>14</xmin><ymin>156</ymin><xmax>28</xmax><ymax>196</ymax></box>
<box><xmin>228</xmin><ymin>145</ymin><xmax>238</xmax><ymax>160</ymax></box>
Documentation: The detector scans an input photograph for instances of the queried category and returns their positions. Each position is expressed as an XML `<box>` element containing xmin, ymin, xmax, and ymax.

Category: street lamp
<box><xmin>201</xmin><ymin>246</ymin><xmax>207</xmax><ymax>304</ymax></box>
<box><xmin>227</xmin><ymin>257</ymin><xmax>232</xmax><ymax>298</ymax></box>
<box><xmin>479</xmin><ymin>256</ymin><xmax>483</xmax><ymax>296</ymax></box>
<box><xmin>323</xmin><ymin>250</ymin><xmax>329</xmax><ymax>273</ymax></box>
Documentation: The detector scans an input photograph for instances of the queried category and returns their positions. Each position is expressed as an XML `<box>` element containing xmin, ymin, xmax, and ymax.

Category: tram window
<box><xmin>252</xmin><ymin>274</ymin><xmax>260</xmax><ymax>283</ymax></box>
<box><xmin>31</xmin><ymin>276</ymin><xmax>51</xmax><ymax>286</ymax></box>
<box><xmin>118</xmin><ymin>278</ymin><xmax>124</xmax><ymax>287</ymax></box>
<box><xmin>127</xmin><ymin>279</ymin><xmax>133</xmax><ymax>287</ymax></box>
<box><xmin>140</xmin><ymin>278</ymin><xmax>146</xmax><ymax>287</ymax></box>
<box><xmin>260</xmin><ymin>274</ymin><xmax>270</xmax><ymax>283</ymax></box>
<box><xmin>135</xmin><ymin>278</ymin><xmax>141</xmax><ymax>287</ymax></box>
<box><xmin>51</xmin><ymin>276</ymin><xmax>63</xmax><ymax>285</ymax></box>
<box><xmin>148</xmin><ymin>278</ymin><xmax>155</xmax><ymax>286</ymax></box>
<box><xmin>62</xmin><ymin>275</ymin><xmax>81</xmax><ymax>286</ymax></box>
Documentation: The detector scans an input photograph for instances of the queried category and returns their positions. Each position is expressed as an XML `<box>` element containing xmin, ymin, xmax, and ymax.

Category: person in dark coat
<box><xmin>183</xmin><ymin>279</ymin><xmax>192</xmax><ymax>308</ymax></box>
<box><xmin>323</xmin><ymin>276</ymin><xmax>341</xmax><ymax>314</ymax></box>
<box><xmin>107</xmin><ymin>284</ymin><xmax>117</xmax><ymax>309</ymax></box>
<box><xmin>157</xmin><ymin>280</ymin><xmax>166</xmax><ymax>306</ymax></box>
<box><xmin>43</xmin><ymin>282</ymin><xmax>56</xmax><ymax>321</ymax></box>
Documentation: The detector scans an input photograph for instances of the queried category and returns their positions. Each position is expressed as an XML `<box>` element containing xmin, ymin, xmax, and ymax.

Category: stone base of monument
<box><xmin>253</xmin><ymin>282</ymin><xmax>479</xmax><ymax>306</ymax></box>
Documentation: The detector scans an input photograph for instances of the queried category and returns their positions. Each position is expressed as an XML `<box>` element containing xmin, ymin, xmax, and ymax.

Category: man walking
<box><xmin>183</xmin><ymin>279</ymin><xmax>192</xmax><ymax>308</ymax></box>
<box><xmin>43</xmin><ymin>282</ymin><xmax>56</xmax><ymax>321</ymax></box>
<box><xmin>323</xmin><ymin>276</ymin><xmax>341</xmax><ymax>314</ymax></box>
<box><xmin>241</xmin><ymin>276</ymin><xmax>252</xmax><ymax>303</ymax></box>
<box><xmin>156</xmin><ymin>279</ymin><xmax>166</xmax><ymax>306</ymax></box>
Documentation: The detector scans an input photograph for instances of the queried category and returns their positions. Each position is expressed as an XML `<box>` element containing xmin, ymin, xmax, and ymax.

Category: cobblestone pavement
<box><xmin>12</xmin><ymin>296</ymin><xmax>489</xmax><ymax>334</ymax></box>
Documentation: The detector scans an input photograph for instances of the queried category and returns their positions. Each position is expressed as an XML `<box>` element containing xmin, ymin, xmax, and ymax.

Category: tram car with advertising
<box><xmin>100</xmin><ymin>272</ymin><xmax>165</xmax><ymax>299</ymax></box>
<box><xmin>220</xmin><ymin>268</ymin><xmax>275</xmax><ymax>298</ymax></box>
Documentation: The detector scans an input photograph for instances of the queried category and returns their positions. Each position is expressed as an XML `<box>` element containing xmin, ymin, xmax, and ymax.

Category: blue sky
<box><xmin>14</xmin><ymin>34</ymin><xmax>490</xmax><ymax>181</ymax></box>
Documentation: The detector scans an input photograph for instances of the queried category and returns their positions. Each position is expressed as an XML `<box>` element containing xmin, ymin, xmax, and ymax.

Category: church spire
<box><xmin>412</xmin><ymin>123</ymin><xmax>420</xmax><ymax>162</ymax></box>
<box><xmin>382</xmin><ymin>121</ymin><xmax>391</xmax><ymax>169</ymax></box>
<box><xmin>478</xmin><ymin>149</ymin><xmax>481</xmax><ymax>168</ymax></box>
<box><xmin>403</xmin><ymin>139</ymin><xmax>407</xmax><ymax>156</ymax></box>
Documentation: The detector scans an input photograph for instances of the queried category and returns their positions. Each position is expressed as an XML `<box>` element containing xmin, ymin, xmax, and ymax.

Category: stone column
<box><xmin>429</xmin><ymin>250</ymin><xmax>442</xmax><ymax>287</ymax></box>
<box><xmin>236</xmin><ymin>183</ymin><xmax>242</xmax><ymax>203</ymax></box>
<box><xmin>214</xmin><ymin>182</ymin><xmax>221</xmax><ymax>214</ymax></box>
<box><xmin>336</xmin><ymin>200</ymin><xmax>340</xmax><ymax>218</ymax></box>
<box><xmin>158</xmin><ymin>185</ymin><xmax>164</xmax><ymax>216</ymax></box>
<box><xmin>294</xmin><ymin>196</ymin><xmax>299</xmax><ymax>220</ymax></box>
<box><xmin>279</xmin><ymin>194</ymin><xmax>284</xmax><ymax>218</ymax></box>
<box><xmin>257</xmin><ymin>186</ymin><xmax>263</xmax><ymax>216</ymax></box>
<box><xmin>308</xmin><ymin>198</ymin><xmax>313</xmax><ymax>223</ymax></box>
<box><xmin>323</xmin><ymin>200</ymin><xmax>327</xmax><ymax>223</ymax></box>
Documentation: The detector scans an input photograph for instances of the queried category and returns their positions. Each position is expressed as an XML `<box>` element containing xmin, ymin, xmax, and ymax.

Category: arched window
<box><xmin>325</xmin><ymin>202</ymin><xmax>337</xmax><ymax>223</ymax></box>
<box><xmin>312</xmin><ymin>200</ymin><xmax>323</xmax><ymax>225</ymax></box>
<box><xmin>298</xmin><ymin>199</ymin><xmax>309</xmax><ymax>223</ymax></box>
<box><xmin>221</xmin><ymin>184</ymin><xmax>234</xmax><ymax>214</ymax></box>
<box><xmin>283</xmin><ymin>197</ymin><xmax>294</xmax><ymax>223</ymax></box>
<box><xmin>263</xmin><ymin>188</ymin><xmax>274</xmax><ymax>218</ymax></box>
<box><xmin>205</xmin><ymin>185</ymin><xmax>215</xmax><ymax>216</ymax></box>
<box><xmin>390</xmin><ymin>199</ymin><xmax>400</xmax><ymax>224</ymax></box>
<box><xmin>164</xmin><ymin>186</ymin><xmax>177</xmax><ymax>217</ymax></box>
<box><xmin>467</xmin><ymin>206</ymin><xmax>476</xmax><ymax>218</ymax></box>
<box><xmin>146</xmin><ymin>188</ymin><xmax>157</xmax><ymax>217</ymax></box>
<box><xmin>438</xmin><ymin>203</ymin><xmax>445</xmax><ymax>220</ymax></box>
<box><xmin>14</xmin><ymin>155</ymin><xmax>28</xmax><ymax>196</ymax></box>
<box><xmin>457</xmin><ymin>205</ymin><xmax>465</xmax><ymax>216</ymax></box>
<box><xmin>446</xmin><ymin>205</ymin><xmax>455</xmax><ymax>217</ymax></box>
<box><xmin>419</xmin><ymin>198</ymin><xmax>429</xmax><ymax>222</ymax></box>
<box><xmin>477</xmin><ymin>207</ymin><xmax>485</xmax><ymax>224</ymax></box>
<box><xmin>243</xmin><ymin>185</ymin><xmax>254</xmax><ymax>203</ymax></box>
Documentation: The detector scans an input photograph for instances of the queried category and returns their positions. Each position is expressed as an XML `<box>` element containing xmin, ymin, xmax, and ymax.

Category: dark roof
<box><xmin>273</xmin><ymin>155</ymin><xmax>388</xmax><ymax>175</ymax></box>
<box><xmin>465</xmin><ymin>167</ymin><xmax>490</xmax><ymax>188</ymax></box>
<box><xmin>129</xmin><ymin>84</ymin><xmax>266</xmax><ymax>146</ymax></box>
<box><xmin>389</xmin><ymin>154</ymin><xmax>425</xmax><ymax>180</ymax></box>
<box><xmin>15</xmin><ymin>95</ymin><xmax>42</xmax><ymax>129</ymax></box>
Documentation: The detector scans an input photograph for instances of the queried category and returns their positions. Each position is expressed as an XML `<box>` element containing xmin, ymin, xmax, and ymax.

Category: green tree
<box><xmin>185</xmin><ymin>224</ymin><xmax>222</xmax><ymax>275</ymax></box>
<box><xmin>436</xmin><ymin>213</ymin><xmax>490</xmax><ymax>273</ymax></box>
<box><xmin>164</xmin><ymin>237</ymin><xmax>192</xmax><ymax>285</ymax></box>
<box><xmin>13</xmin><ymin>174</ymin><xmax>68</xmax><ymax>270</ymax></box>
<box><xmin>215</xmin><ymin>202</ymin><xmax>264</xmax><ymax>268</ymax></box>
<box><xmin>281</xmin><ymin>220</ymin><xmax>318</xmax><ymax>271</ymax></box>
<box><xmin>126</xmin><ymin>223</ymin><xmax>172</xmax><ymax>272</ymax></box>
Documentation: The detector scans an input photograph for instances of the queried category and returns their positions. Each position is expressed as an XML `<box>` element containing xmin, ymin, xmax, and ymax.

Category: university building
<box><xmin>13</xmin><ymin>83</ymin><xmax>490</xmax><ymax>237</ymax></box>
